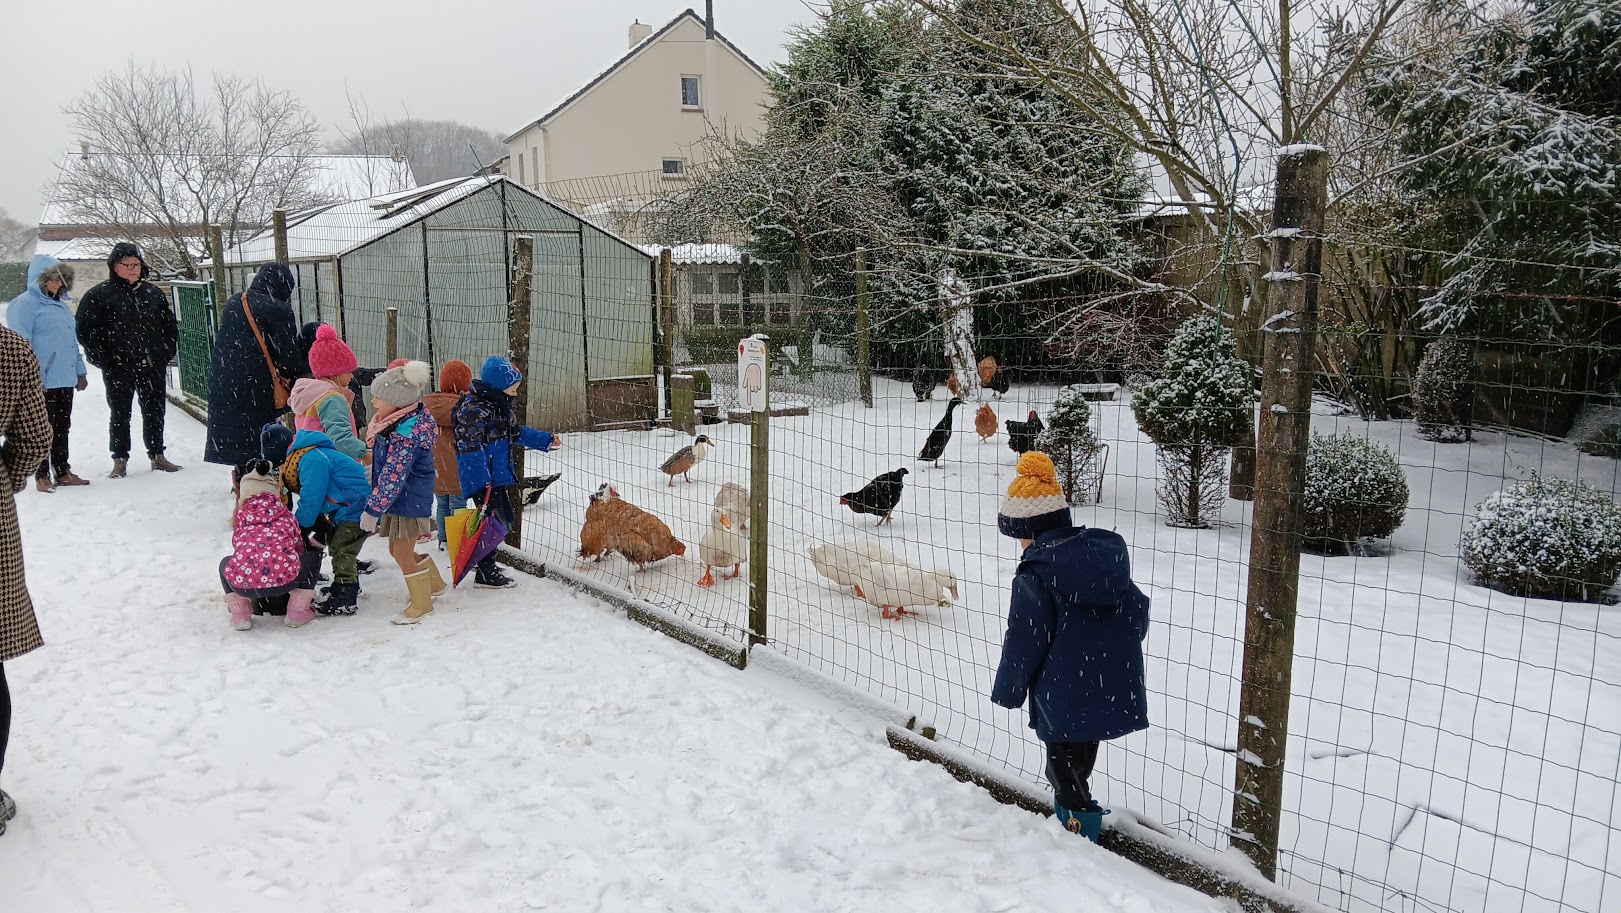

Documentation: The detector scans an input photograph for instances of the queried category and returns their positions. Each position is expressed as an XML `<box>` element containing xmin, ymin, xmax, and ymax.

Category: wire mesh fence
<box><xmin>181</xmin><ymin>168</ymin><xmax>1621</xmax><ymax>913</ymax></box>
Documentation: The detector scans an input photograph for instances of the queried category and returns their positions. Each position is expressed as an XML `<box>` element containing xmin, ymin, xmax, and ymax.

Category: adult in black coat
<box><xmin>204</xmin><ymin>264</ymin><xmax>302</xmax><ymax>468</ymax></box>
<box><xmin>75</xmin><ymin>242</ymin><xmax>181</xmax><ymax>477</ymax></box>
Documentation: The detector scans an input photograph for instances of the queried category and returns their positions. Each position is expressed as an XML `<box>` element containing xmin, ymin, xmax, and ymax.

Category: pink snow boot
<box><xmin>284</xmin><ymin>588</ymin><xmax>317</xmax><ymax>628</ymax></box>
<box><xmin>226</xmin><ymin>593</ymin><xmax>254</xmax><ymax>631</ymax></box>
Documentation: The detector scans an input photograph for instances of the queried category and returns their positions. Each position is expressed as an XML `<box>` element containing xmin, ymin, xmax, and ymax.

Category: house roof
<box><xmin>213</xmin><ymin>175</ymin><xmax>651</xmax><ymax>266</ymax></box>
<box><xmin>504</xmin><ymin>8</ymin><xmax>769</xmax><ymax>143</ymax></box>
<box><xmin>39</xmin><ymin>153</ymin><xmax>416</xmax><ymax>228</ymax></box>
<box><xmin>637</xmin><ymin>242</ymin><xmax>746</xmax><ymax>265</ymax></box>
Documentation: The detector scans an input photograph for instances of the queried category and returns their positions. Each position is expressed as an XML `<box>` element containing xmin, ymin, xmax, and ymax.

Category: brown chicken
<box><xmin>578</xmin><ymin>484</ymin><xmax>686</xmax><ymax>571</ymax></box>
<box><xmin>946</xmin><ymin>373</ymin><xmax>961</xmax><ymax>399</ymax></box>
<box><xmin>974</xmin><ymin>403</ymin><xmax>998</xmax><ymax>443</ymax></box>
<box><xmin>977</xmin><ymin>356</ymin><xmax>998</xmax><ymax>387</ymax></box>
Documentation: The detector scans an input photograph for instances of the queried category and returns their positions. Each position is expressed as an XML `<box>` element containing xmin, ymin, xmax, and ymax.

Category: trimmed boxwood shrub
<box><xmin>1302</xmin><ymin>432</ymin><xmax>1409</xmax><ymax>552</ymax></box>
<box><xmin>1461</xmin><ymin>475</ymin><xmax>1621</xmax><ymax>602</ymax></box>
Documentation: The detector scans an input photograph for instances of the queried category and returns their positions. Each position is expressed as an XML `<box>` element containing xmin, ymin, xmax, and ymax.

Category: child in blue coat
<box><xmin>452</xmin><ymin>356</ymin><xmax>561</xmax><ymax>589</ymax></box>
<box><xmin>992</xmin><ymin>452</ymin><xmax>1150</xmax><ymax>842</ymax></box>
<box><xmin>279</xmin><ymin>426</ymin><xmax>372</xmax><ymax>615</ymax></box>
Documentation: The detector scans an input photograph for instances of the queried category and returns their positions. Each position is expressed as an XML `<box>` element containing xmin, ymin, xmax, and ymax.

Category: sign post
<box><xmin>740</xmin><ymin>335</ymin><xmax>769</xmax><ymax>645</ymax></box>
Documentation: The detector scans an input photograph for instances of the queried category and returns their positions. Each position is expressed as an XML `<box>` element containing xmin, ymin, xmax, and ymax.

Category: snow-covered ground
<box><xmin>2</xmin><ymin>374</ymin><xmax>1230</xmax><ymax>913</ymax></box>
<box><xmin>510</xmin><ymin>373</ymin><xmax>1621</xmax><ymax>913</ymax></box>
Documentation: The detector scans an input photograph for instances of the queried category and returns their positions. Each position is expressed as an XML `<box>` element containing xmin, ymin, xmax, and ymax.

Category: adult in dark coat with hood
<box><xmin>74</xmin><ymin>242</ymin><xmax>181</xmax><ymax>478</ymax></box>
<box><xmin>204</xmin><ymin>263</ymin><xmax>301</xmax><ymax>470</ymax></box>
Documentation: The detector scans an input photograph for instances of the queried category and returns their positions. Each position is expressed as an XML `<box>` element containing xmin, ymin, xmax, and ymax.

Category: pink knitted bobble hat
<box><xmin>306</xmin><ymin>324</ymin><xmax>358</xmax><ymax>379</ymax></box>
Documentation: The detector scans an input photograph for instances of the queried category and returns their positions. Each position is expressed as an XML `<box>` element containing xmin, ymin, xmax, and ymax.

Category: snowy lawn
<box><xmin>508</xmin><ymin>373</ymin><xmax>1621</xmax><ymax>913</ymax></box>
<box><xmin>1</xmin><ymin>373</ymin><xmax>1229</xmax><ymax>913</ymax></box>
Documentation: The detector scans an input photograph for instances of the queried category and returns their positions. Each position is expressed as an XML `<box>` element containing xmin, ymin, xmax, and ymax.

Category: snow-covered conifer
<box><xmin>1413</xmin><ymin>336</ymin><xmax>1473</xmax><ymax>443</ymax></box>
<box><xmin>1302</xmin><ymin>433</ymin><xmax>1409</xmax><ymax>552</ymax></box>
<box><xmin>1036</xmin><ymin>386</ymin><xmax>1103</xmax><ymax>505</ymax></box>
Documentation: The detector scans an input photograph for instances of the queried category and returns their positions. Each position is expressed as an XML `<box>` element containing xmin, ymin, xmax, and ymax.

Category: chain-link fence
<box><xmin>184</xmin><ymin>162</ymin><xmax>1621</xmax><ymax>913</ymax></box>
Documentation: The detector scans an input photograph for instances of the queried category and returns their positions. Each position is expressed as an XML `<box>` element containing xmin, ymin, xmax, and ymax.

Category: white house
<box><xmin>504</xmin><ymin>6</ymin><xmax>770</xmax><ymax>240</ymax></box>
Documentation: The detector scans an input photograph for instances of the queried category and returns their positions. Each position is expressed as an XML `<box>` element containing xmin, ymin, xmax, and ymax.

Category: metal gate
<box><xmin>171</xmin><ymin>281</ymin><xmax>215</xmax><ymax>405</ymax></box>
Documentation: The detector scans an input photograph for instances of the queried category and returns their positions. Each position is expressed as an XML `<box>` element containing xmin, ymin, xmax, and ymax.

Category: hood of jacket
<box><xmin>250</xmin><ymin>263</ymin><xmax>296</xmax><ymax>304</ymax></box>
<box><xmin>23</xmin><ymin>255</ymin><xmax>71</xmax><ymax>303</ymax></box>
<box><xmin>1017</xmin><ymin>527</ymin><xmax>1138</xmax><ymax>607</ymax></box>
<box><xmin>384</xmin><ymin>405</ymin><xmax>438</xmax><ymax>448</ymax></box>
<box><xmin>289</xmin><ymin>377</ymin><xmax>345</xmax><ymax>416</ymax></box>
<box><xmin>290</xmin><ymin>427</ymin><xmax>339</xmax><ymax>452</ymax></box>
<box><xmin>106</xmin><ymin>241</ymin><xmax>150</xmax><ymax>283</ymax></box>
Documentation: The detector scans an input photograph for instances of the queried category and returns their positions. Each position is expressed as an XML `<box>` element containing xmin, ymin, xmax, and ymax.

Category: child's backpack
<box><xmin>280</xmin><ymin>444</ymin><xmax>318</xmax><ymax>495</ymax></box>
<box><xmin>224</xmin><ymin>472</ymin><xmax>306</xmax><ymax>592</ymax></box>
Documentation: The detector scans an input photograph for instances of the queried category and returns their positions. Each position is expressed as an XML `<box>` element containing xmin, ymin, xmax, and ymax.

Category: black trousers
<box><xmin>1046</xmin><ymin>740</ymin><xmax>1100</xmax><ymax>811</ymax></box>
<box><xmin>474</xmin><ymin>487</ymin><xmax>516</xmax><ymax>572</ymax></box>
<box><xmin>38</xmin><ymin>387</ymin><xmax>75</xmax><ymax>480</ymax></box>
<box><xmin>1</xmin><ymin>664</ymin><xmax>10</xmax><ymax>783</ymax></box>
<box><xmin>104</xmin><ymin>367</ymin><xmax>167</xmax><ymax>460</ymax></box>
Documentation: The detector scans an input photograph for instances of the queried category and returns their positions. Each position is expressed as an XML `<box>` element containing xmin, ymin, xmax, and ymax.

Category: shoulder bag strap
<box><xmin>240</xmin><ymin>294</ymin><xmax>279</xmax><ymax>380</ymax></box>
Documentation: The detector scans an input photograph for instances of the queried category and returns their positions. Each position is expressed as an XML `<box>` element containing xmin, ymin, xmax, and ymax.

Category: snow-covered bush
<box><xmin>1132</xmin><ymin>316</ymin><xmax>1253</xmax><ymax>527</ymax></box>
<box><xmin>1036</xmin><ymin>386</ymin><xmax>1104</xmax><ymax>505</ymax></box>
<box><xmin>1302</xmin><ymin>433</ymin><xmax>1409</xmax><ymax>552</ymax></box>
<box><xmin>1461</xmin><ymin>475</ymin><xmax>1621</xmax><ymax>602</ymax></box>
<box><xmin>1413</xmin><ymin>336</ymin><xmax>1474</xmax><ymax>443</ymax></box>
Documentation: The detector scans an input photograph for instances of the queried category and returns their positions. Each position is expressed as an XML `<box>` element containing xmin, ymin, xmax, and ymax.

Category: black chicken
<box><xmin>911</xmin><ymin>366</ymin><xmax>936</xmax><ymax>402</ymax></box>
<box><xmin>520</xmin><ymin>472</ymin><xmax>563</xmax><ymax>505</ymax></box>
<box><xmin>1006</xmin><ymin>410</ymin><xmax>1044</xmax><ymax>456</ymax></box>
<box><xmin>987</xmin><ymin>366</ymin><xmax>1011</xmax><ymax>398</ymax></box>
<box><xmin>840</xmin><ymin>467</ymin><xmax>909</xmax><ymax>525</ymax></box>
<box><xmin>918</xmin><ymin>398</ymin><xmax>963</xmax><ymax>468</ymax></box>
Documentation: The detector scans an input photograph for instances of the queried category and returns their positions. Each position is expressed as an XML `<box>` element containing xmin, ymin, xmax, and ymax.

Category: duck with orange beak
<box><xmin>696</xmin><ymin>506</ymin><xmax>746</xmax><ymax>587</ymax></box>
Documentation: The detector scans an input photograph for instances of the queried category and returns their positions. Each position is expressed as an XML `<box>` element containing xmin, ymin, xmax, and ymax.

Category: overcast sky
<box><xmin>0</xmin><ymin>0</ymin><xmax>818</xmax><ymax>222</ymax></box>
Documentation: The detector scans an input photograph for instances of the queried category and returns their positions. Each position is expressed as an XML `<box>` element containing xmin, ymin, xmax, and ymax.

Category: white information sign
<box><xmin>738</xmin><ymin>335</ymin><xmax>769</xmax><ymax>413</ymax></box>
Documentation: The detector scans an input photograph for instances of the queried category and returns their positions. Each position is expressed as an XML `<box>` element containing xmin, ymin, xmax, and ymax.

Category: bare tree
<box><xmin>332</xmin><ymin>95</ymin><xmax>506</xmax><ymax>186</ymax></box>
<box><xmin>0</xmin><ymin>210</ymin><xmax>35</xmax><ymax>262</ymax></box>
<box><xmin>58</xmin><ymin>62</ymin><xmax>327</xmax><ymax>277</ymax></box>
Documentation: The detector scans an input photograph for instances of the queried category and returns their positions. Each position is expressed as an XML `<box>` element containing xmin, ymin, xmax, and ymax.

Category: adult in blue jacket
<box><xmin>451</xmin><ymin>356</ymin><xmax>561</xmax><ymax>589</ymax></box>
<box><xmin>204</xmin><ymin>263</ymin><xmax>302</xmax><ymax>473</ymax></box>
<box><xmin>992</xmin><ymin>452</ymin><xmax>1150</xmax><ymax>842</ymax></box>
<box><xmin>7</xmin><ymin>255</ymin><xmax>88</xmax><ymax>491</ymax></box>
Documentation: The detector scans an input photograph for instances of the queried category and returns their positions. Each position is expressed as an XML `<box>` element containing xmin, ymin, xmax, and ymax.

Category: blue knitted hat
<box><xmin>260</xmin><ymin>422</ymin><xmax>294</xmax><ymax>465</ymax></box>
<box><xmin>481</xmin><ymin>355</ymin><xmax>523</xmax><ymax>390</ymax></box>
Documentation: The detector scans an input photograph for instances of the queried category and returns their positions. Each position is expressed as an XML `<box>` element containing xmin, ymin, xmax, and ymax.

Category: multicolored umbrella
<box><xmin>452</xmin><ymin>486</ymin><xmax>511</xmax><ymax>586</ymax></box>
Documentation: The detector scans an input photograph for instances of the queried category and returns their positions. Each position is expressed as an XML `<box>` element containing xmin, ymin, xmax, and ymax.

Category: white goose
<box><xmin>849</xmin><ymin>560</ymin><xmax>958</xmax><ymax>620</ymax></box>
<box><xmin>697</xmin><ymin>507</ymin><xmax>747</xmax><ymax>587</ymax></box>
<box><xmin>808</xmin><ymin>540</ymin><xmax>900</xmax><ymax>590</ymax></box>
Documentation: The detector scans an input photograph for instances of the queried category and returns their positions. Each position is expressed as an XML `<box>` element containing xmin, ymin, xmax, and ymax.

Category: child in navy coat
<box><xmin>992</xmin><ymin>451</ymin><xmax>1151</xmax><ymax>842</ymax></box>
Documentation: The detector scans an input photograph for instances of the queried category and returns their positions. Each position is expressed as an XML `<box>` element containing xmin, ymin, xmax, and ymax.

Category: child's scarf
<box><xmin>366</xmin><ymin>401</ymin><xmax>412</xmax><ymax>447</ymax></box>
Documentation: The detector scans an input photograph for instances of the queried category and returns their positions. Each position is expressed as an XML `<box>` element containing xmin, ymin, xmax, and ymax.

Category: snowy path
<box><xmin>1</xmin><ymin>374</ymin><xmax>1226</xmax><ymax>912</ymax></box>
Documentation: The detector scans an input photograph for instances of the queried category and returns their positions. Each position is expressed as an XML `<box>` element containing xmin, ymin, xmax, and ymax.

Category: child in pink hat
<box><xmin>287</xmin><ymin>324</ymin><xmax>365</xmax><ymax>462</ymax></box>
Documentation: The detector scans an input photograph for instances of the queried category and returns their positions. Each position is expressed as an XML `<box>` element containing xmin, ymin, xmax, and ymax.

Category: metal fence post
<box><xmin>856</xmin><ymin>250</ymin><xmax>872</xmax><ymax>407</ymax></box>
<box><xmin>1231</xmin><ymin>146</ymin><xmax>1328</xmax><ymax>880</ymax></box>
<box><xmin>507</xmin><ymin>235</ymin><xmax>535</xmax><ymax>548</ymax></box>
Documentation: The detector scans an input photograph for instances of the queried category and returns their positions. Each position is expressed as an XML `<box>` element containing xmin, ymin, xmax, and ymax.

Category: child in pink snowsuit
<box><xmin>221</xmin><ymin>461</ymin><xmax>322</xmax><ymax>630</ymax></box>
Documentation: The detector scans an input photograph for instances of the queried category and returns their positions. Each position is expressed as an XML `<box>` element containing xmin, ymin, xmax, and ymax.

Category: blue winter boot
<box><xmin>1054</xmin><ymin>798</ymin><xmax>1109</xmax><ymax>843</ymax></box>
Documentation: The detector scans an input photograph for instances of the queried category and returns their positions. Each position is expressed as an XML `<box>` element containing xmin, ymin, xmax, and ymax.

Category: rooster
<box><xmin>1006</xmin><ymin>410</ymin><xmax>1044</xmax><ymax>456</ymax></box>
<box><xmin>918</xmin><ymin>398</ymin><xmax>963</xmax><ymax>468</ymax></box>
<box><xmin>840</xmin><ymin>468</ymin><xmax>908</xmax><ymax>525</ymax></box>
<box><xmin>579</xmin><ymin>484</ymin><xmax>686</xmax><ymax>571</ymax></box>
<box><xmin>974</xmin><ymin>403</ymin><xmax>998</xmax><ymax>443</ymax></box>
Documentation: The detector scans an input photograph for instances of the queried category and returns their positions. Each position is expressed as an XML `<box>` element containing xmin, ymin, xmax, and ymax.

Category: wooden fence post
<box><xmin>272</xmin><ymin>208</ymin><xmax>289</xmax><ymax>264</ymax></box>
<box><xmin>208</xmin><ymin>224</ymin><xmax>226</xmax><ymax>309</ymax></box>
<box><xmin>660</xmin><ymin>249</ymin><xmax>675</xmax><ymax>418</ymax></box>
<box><xmin>506</xmin><ymin>235</ymin><xmax>535</xmax><ymax>548</ymax></box>
<box><xmin>856</xmin><ymin>250</ymin><xmax>872</xmax><ymax>407</ymax></box>
<box><xmin>385</xmin><ymin>306</ymin><xmax>399</xmax><ymax>365</ymax></box>
<box><xmin>671</xmin><ymin>374</ymin><xmax>695</xmax><ymax>434</ymax></box>
<box><xmin>748</xmin><ymin>338</ymin><xmax>771</xmax><ymax>646</ymax></box>
<box><xmin>740</xmin><ymin>251</ymin><xmax>754</xmax><ymax>333</ymax></box>
<box><xmin>1231</xmin><ymin>146</ymin><xmax>1329</xmax><ymax>880</ymax></box>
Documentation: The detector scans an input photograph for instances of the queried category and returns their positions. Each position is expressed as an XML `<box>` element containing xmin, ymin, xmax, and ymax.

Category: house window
<box><xmin>662</xmin><ymin>158</ymin><xmax>687</xmax><ymax>179</ymax></box>
<box><xmin>517</xmin><ymin>152</ymin><xmax>526</xmax><ymax>185</ymax></box>
<box><xmin>692</xmin><ymin>301</ymin><xmax>715</xmax><ymax>325</ymax></box>
<box><xmin>689</xmin><ymin>272</ymin><xmax>713</xmax><ymax>295</ymax></box>
<box><xmin>681</xmin><ymin>75</ymin><xmax>702</xmax><ymax>108</ymax></box>
<box><xmin>717</xmin><ymin>271</ymin><xmax>739</xmax><ymax>295</ymax></box>
<box><xmin>768</xmin><ymin>270</ymin><xmax>790</xmax><ymax>294</ymax></box>
<box><xmin>746</xmin><ymin>268</ymin><xmax>765</xmax><ymax>295</ymax></box>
